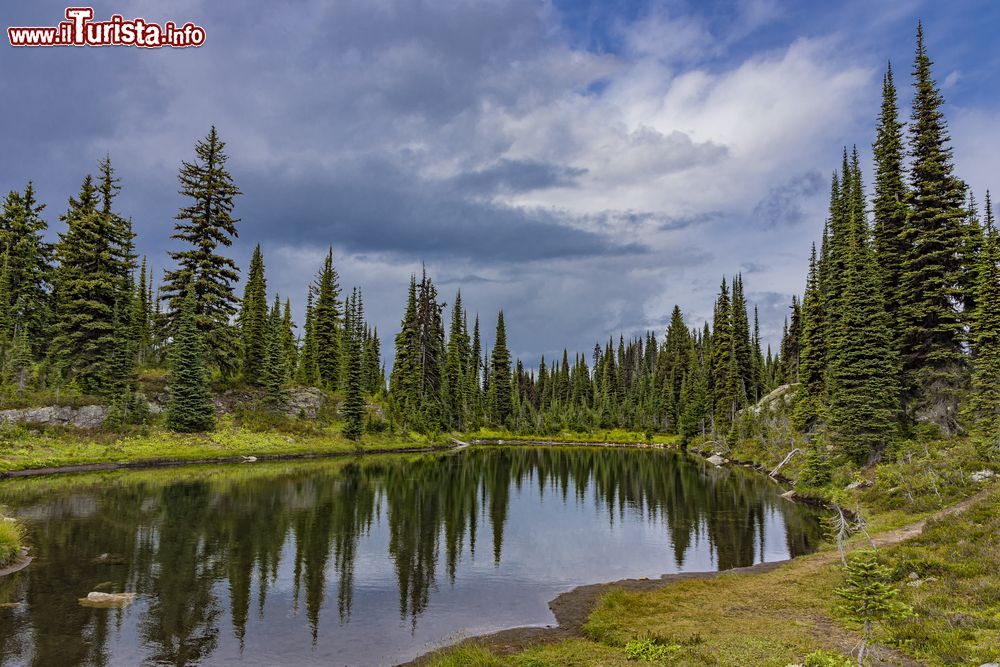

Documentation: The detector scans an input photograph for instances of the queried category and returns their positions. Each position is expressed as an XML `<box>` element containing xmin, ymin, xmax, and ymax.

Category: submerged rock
<box><xmin>79</xmin><ymin>591</ymin><xmax>136</xmax><ymax>608</ymax></box>
<box><xmin>706</xmin><ymin>454</ymin><xmax>727</xmax><ymax>466</ymax></box>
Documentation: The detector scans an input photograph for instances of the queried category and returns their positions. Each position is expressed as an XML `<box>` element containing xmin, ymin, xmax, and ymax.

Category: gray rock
<box><xmin>970</xmin><ymin>469</ymin><xmax>995</xmax><ymax>483</ymax></box>
<box><xmin>978</xmin><ymin>663</ymin><xmax>998</xmax><ymax>667</ymax></box>
<box><xmin>707</xmin><ymin>454</ymin><xmax>727</xmax><ymax>466</ymax></box>
<box><xmin>282</xmin><ymin>386</ymin><xmax>327</xmax><ymax>420</ymax></box>
<box><xmin>0</xmin><ymin>404</ymin><xmax>107</xmax><ymax>429</ymax></box>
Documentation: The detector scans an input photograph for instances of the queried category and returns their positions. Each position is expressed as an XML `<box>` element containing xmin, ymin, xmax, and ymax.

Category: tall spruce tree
<box><xmin>342</xmin><ymin>288</ymin><xmax>366</xmax><ymax>440</ymax></box>
<box><xmin>969</xmin><ymin>193</ymin><xmax>1000</xmax><ymax>440</ymax></box>
<box><xmin>133</xmin><ymin>256</ymin><xmax>152</xmax><ymax>366</ymax></box>
<box><xmin>161</xmin><ymin>127</ymin><xmax>242</xmax><ymax>376</ymax></box>
<box><xmin>0</xmin><ymin>182</ymin><xmax>53</xmax><ymax>350</ymax></box>
<box><xmin>710</xmin><ymin>278</ymin><xmax>735</xmax><ymax>431</ymax></box>
<box><xmin>297</xmin><ymin>289</ymin><xmax>320</xmax><ymax>385</ymax></box>
<box><xmin>445</xmin><ymin>291</ymin><xmax>468</xmax><ymax>429</ymax></box>
<box><xmin>313</xmin><ymin>249</ymin><xmax>342</xmax><ymax>390</ymax></box>
<box><xmin>827</xmin><ymin>161</ymin><xmax>899</xmax><ymax>463</ymax></box>
<box><xmin>50</xmin><ymin>175</ymin><xmax>118</xmax><ymax>392</ymax></box>
<box><xmin>490</xmin><ymin>310</ymin><xmax>513</xmax><ymax>426</ymax></box>
<box><xmin>166</xmin><ymin>284</ymin><xmax>215</xmax><ymax>432</ymax></box>
<box><xmin>261</xmin><ymin>295</ymin><xmax>290</xmax><ymax>406</ymax></box>
<box><xmin>872</xmin><ymin>62</ymin><xmax>909</xmax><ymax>343</ymax></box>
<box><xmin>240</xmin><ymin>245</ymin><xmax>268</xmax><ymax>384</ymax></box>
<box><xmin>390</xmin><ymin>275</ymin><xmax>420</xmax><ymax>425</ymax></box>
<box><xmin>898</xmin><ymin>24</ymin><xmax>969</xmax><ymax>432</ymax></box>
<box><xmin>794</xmin><ymin>244</ymin><xmax>827</xmax><ymax>431</ymax></box>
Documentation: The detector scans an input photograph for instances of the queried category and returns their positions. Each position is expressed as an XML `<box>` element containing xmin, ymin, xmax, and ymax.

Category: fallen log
<box><xmin>769</xmin><ymin>448</ymin><xmax>801</xmax><ymax>478</ymax></box>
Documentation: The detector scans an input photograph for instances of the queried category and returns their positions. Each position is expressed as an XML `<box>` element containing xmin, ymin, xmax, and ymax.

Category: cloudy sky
<box><xmin>4</xmin><ymin>0</ymin><xmax>1000</xmax><ymax>367</ymax></box>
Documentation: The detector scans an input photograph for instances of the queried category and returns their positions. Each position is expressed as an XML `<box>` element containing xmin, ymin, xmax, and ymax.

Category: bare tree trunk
<box><xmin>769</xmin><ymin>448</ymin><xmax>801</xmax><ymax>477</ymax></box>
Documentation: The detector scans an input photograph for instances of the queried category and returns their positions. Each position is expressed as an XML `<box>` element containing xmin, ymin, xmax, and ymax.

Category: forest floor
<box><xmin>416</xmin><ymin>441</ymin><xmax>1000</xmax><ymax>667</ymax></box>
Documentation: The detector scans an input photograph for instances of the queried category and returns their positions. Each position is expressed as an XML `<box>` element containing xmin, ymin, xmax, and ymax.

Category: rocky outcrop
<box><xmin>283</xmin><ymin>386</ymin><xmax>327</xmax><ymax>419</ymax></box>
<box><xmin>1</xmin><ymin>385</ymin><xmax>330</xmax><ymax>429</ymax></box>
<box><xmin>749</xmin><ymin>383</ymin><xmax>798</xmax><ymax>416</ymax></box>
<box><xmin>0</xmin><ymin>405</ymin><xmax>107</xmax><ymax>429</ymax></box>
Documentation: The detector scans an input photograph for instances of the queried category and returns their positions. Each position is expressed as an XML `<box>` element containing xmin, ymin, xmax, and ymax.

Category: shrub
<box><xmin>802</xmin><ymin>649</ymin><xmax>853</xmax><ymax>667</ymax></box>
<box><xmin>623</xmin><ymin>636</ymin><xmax>681</xmax><ymax>663</ymax></box>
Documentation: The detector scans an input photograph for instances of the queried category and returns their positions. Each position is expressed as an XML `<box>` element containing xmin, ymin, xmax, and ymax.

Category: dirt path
<box><xmin>404</xmin><ymin>488</ymin><xmax>992</xmax><ymax>666</ymax></box>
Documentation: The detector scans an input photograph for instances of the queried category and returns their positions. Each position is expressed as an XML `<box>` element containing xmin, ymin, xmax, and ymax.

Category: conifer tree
<box><xmin>898</xmin><ymin>24</ymin><xmax>969</xmax><ymax>432</ymax></box>
<box><xmin>445</xmin><ymin>291</ymin><xmax>468</xmax><ymax>428</ymax></box>
<box><xmin>0</xmin><ymin>248</ymin><xmax>11</xmax><ymax>348</ymax></box>
<box><xmin>261</xmin><ymin>295</ymin><xmax>289</xmax><ymax>405</ymax></box>
<box><xmin>781</xmin><ymin>295</ymin><xmax>802</xmax><ymax>384</ymax></box>
<box><xmin>390</xmin><ymin>275</ymin><xmax>420</xmax><ymax>424</ymax></box>
<box><xmin>836</xmin><ymin>550</ymin><xmax>910</xmax><ymax>667</ymax></box>
<box><xmin>467</xmin><ymin>315</ymin><xmax>482</xmax><ymax>422</ymax></box>
<box><xmin>795</xmin><ymin>244</ymin><xmax>827</xmax><ymax>431</ymax></box>
<box><xmin>679</xmin><ymin>341</ymin><xmax>708</xmax><ymax>443</ymax></box>
<box><xmin>872</xmin><ymin>62</ymin><xmax>909</xmax><ymax>342</ymax></box>
<box><xmin>969</xmin><ymin>193</ymin><xmax>1000</xmax><ymax>440</ymax></box>
<box><xmin>490</xmin><ymin>310</ymin><xmax>513</xmax><ymax>425</ymax></box>
<box><xmin>363</xmin><ymin>327</ymin><xmax>383</xmax><ymax>395</ymax></box>
<box><xmin>4</xmin><ymin>326</ymin><xmax>32</xmax><ymax>390</ymax></box>
<box><xmin>105</xmin><ymin>287</ymin><xmax>144</xmax><ymax>427</ymax></box>
<box><xmin>166</xmin><ymin>285</ymin><xmax>215</xmax><ymax>432</ymax></box>
<box><xmin>710</xmin><ymin>278</ymin><xmax>735</xmax><ymax>431</ymax></box>
<box><xmin>313</xmin><ymin>249</ymin><xmax>342</xmax><ymax>390</ymax></box>
<box><xmin>296</xmin><ymin>290</ymin><xmax>319</xmax><ymax>385</ymax></box>
<box><xmin>342</xmin><ymin>288</ymin><xmax>366</xmax><ymax>440</ymax></box>
<box><xmin>133</xmin><ymin>256</ymin><xmax>152</xmax><ymax>366</ymax></box>
<box><xmin>50</xmin><ymin>175</ymin><xmax>119</xmax><ymax>392</ymax></box>
<box><xmin>827</xmin><ymin>161</ymin><xmax>899</xmax><ymax>463</ymax></box>
<box><xmin>161</xmin><ymin>127</ymin><xmax>242</xmax><ymax>376</ymax></box>
<box><xmin>0</xmin><ymin>182</ymin><xmax>53</xmax><ymax>350</ymax></box>
<box><xmin>282</xmin><ymin>298</ymin><xmax>297</xmax><ymax>373</ymax></box>
<box><xmin>240</xmin><ymin>244</ymin><xmax>268</xmax><ymax>384</ymax></box>
<box><xmin>414</xmin><ymin>270</ymin><xmax>446</xmax><ymax>427</ymax></box>
<box><xmin>97</xmin><ymin>157</ymin><xmax>136</xmax><ymax>289</ymax></box>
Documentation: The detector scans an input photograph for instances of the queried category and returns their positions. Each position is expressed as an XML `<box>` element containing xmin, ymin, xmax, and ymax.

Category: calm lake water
<box><xmin>0</xmin><ymin>446</ymin><xmax>823</xmax><ymax>666</ymax></box>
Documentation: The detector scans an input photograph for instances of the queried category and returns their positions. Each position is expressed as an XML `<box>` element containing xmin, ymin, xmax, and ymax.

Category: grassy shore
<box><xmin>0</xmin><ymin>416</ymin><xmax>447</xmax><ymax>474</ymax></box>
<box><xmin>0</xmin><ymin>515</ymin><xmax>23</xmax><ymax>567</ymax></box>
<box><xmin>462</xmin><ymin>427</ymin><xmax>681</xmax><ymax>447</ymax></box>
<box><xmin>424</xmin><ymin>435</ymin><xmax>999</xmax><ymax>667</ymax></box>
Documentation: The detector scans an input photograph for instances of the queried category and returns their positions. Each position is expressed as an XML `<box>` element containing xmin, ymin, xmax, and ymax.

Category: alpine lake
<box><xmin>0</xmin><ymin>445</ymin><xmax>824</xmax><ymax>666</ymax></box>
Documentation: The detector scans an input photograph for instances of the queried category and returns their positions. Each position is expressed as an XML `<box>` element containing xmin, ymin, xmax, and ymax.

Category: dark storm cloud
<box><xmin>751</xmin><ymin>171</ymin><xmax>825</xmax><ymax>228</ymax></box>
<box><xmin>451</xmin><ymin>159</ymin><xmax>587</xmax><ymax>195</ymax></box>
<box><xmin>238</xmin><ymin>160</ymin><xmax>647</xmax><ymax>263</ymax></box>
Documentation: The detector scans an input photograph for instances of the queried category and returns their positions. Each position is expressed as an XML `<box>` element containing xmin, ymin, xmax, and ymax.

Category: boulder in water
<box><xmin>79</xmin><ymin>591</ymin><xmax>136</xmax><ymax>608</ymax></box>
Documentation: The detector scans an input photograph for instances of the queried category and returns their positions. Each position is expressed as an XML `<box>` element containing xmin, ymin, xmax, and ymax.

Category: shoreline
<box><xmin>400</xmin><ymin>558</ymin><xmax>793</xmax><ymax>666</ymax></box>
<box><xmin>403</xmin><ymin>487</ymin><xmax>990</xmax><ymax>666</ymax></box>
<box><xmin>0</xmin><ymin>443</ymin><xmax>456</xmax><ymax>480</ymax></box>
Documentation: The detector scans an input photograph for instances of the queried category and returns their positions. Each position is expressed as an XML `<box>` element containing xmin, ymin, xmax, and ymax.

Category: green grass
<box><xmin>465</xmin><ymin>428</ymin><xmax>681</xmax><ymax>447</ymax></box>
<box><xmin>0</xmin><ymin>516</ymin><xmax>23</xmax><ymax>567</ymax></box>
<box><xmin>880</xmin><ymin>486</ymin><xmax>1000</xmax><ymax>665</ymax></box>
<box><xmin>0</xmin><ymin>416</ymin><xmax>445</xmax><ymax>473</ymax></box>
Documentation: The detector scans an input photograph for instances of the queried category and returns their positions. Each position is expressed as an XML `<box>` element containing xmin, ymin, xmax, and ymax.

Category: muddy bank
<box><xmin>0</xmin><ymin>549</ymin><xmax>32</xmax><ymax>578</ymax></box>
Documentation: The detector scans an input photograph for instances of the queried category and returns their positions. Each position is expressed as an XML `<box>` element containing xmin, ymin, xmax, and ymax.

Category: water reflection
<box><xmin>0</xmin><ymin>447</ymin><xmax>823</xmax><ymax>666</ymax></box>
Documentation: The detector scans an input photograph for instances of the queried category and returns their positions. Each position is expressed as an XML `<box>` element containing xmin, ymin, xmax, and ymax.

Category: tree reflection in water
<box><xmin>0</xmin><ymin>447</ymin><xmax>822</xmax><ymax>666</ymax></box>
